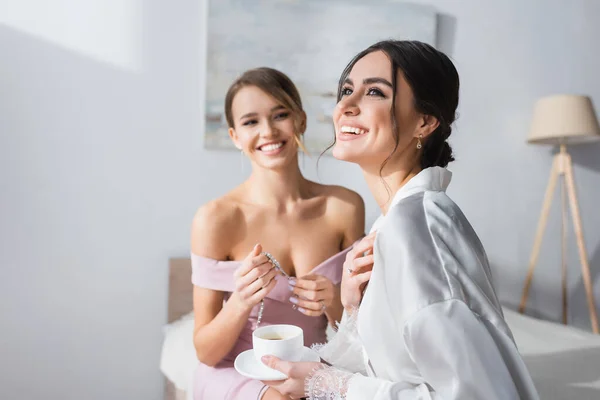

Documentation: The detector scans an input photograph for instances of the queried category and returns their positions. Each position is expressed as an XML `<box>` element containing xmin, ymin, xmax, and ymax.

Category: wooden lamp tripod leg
<box><xmin>563</xmin><ymin>153</ymin><xmax>600</xmax><ymax>334</ymax></box>
<box><xmin>560</xmin><ymin>174</ymin><xmax>568</xmax><ymax>324</ymax></box>
<box><xmin>519</xmin><ymin>156</ymin><xmax>559</xmax><ymax>313</ymax></box>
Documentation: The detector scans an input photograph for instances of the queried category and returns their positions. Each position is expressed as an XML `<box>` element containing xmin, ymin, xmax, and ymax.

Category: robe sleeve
<box><xmin>306</xmin><ymin>193</ymin><xmax>538</xmax><ymax>400</ymax></box>
<box><xmin>306</xmin><ymin>299</ymin><xmax>534</xmax><ymax>400</ymax></box>
<box><xmin>312</xmin><ymin>308</ymin><xmax>368</xmax><ymax>375</ymax></box>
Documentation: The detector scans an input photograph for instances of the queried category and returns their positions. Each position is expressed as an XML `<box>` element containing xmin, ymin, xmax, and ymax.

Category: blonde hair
<box><xmin>293</xmin><ymin>134</ymin><xmax>308</xmax><ymax>154</ymax></box>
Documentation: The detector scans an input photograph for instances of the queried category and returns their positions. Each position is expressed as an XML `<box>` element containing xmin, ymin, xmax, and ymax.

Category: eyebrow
<box><xmin>344</xmin><ymin>77</ymin><xmax>393</xmax><ymax>88</ymax></box>
<box><xmin>239</xmin><ymin>105</ymin><xmax>286</xmax><ymax>120</ymax></box>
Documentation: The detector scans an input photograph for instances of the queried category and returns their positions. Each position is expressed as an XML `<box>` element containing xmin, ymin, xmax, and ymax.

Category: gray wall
<box><xmin>1</xmin><ymin>0</ymin><xmax>599</xmax><ymax>399</ymax></box>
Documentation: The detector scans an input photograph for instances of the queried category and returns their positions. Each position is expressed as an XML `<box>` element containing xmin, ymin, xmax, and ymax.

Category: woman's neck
<box><xmin>362</xmin><ymin>159</ymin><xmax>421</xmax><ymax>215</ymax></box>
<box><xmin>245</xmin><ymin>162</ymin><xmax>309</xmax><ymax>212</ymax></box>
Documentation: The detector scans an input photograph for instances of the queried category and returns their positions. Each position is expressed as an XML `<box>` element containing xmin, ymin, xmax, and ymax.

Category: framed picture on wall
<box><xmin>204</xmin><ymin>0</ymin><xmax>438</xmax><ymax>154</ymax></box>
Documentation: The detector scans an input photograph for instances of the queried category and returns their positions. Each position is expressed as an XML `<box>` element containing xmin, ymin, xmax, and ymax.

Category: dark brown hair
<box><xmin>334</xmin><ymin>40</ymin><xmax>459</xmax><ymax>170</ymax></box>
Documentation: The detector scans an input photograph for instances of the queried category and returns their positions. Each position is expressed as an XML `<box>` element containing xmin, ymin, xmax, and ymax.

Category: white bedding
<box><xmin>160</xmin><ymin>307</ymin><xmax>600</xmax><ymax>399</ymax></box>
<box><xmin>503</xmin><ymin>308</ymin><xmax>600</xmax><ymax>399</ymax></box>
<box><xmin>160</xmin><ymin>312</ymin><xmax>197</xmax><ymax>399</ymax></box>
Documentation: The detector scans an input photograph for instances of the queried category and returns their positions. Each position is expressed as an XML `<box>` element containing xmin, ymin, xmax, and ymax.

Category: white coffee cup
<box><xmin>253</xmin><ymin>324</ymin><xmax>304</xmax><ymax>364</ymax></box>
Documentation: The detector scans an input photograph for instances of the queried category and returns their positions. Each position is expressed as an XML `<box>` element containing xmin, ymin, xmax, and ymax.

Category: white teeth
<box><xmin>340</xmin><ymin>126</ymin><xmax>367</xmax><ymax>135</ymax></box>
<box><xmin>260</xmin><ymin>142</ymin><xmax>284</xmax><ymax>152</ymax></box>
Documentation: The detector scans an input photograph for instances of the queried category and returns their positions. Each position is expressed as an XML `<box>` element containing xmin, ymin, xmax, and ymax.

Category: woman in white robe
<box><xmin>261</xmin><ymin>40</ymin><xmax>540</xmax><ymax>399</ymax></box>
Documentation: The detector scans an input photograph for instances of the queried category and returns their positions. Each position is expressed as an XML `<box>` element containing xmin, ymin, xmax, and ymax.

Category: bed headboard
<box><xmin>168</xmin><ymin>258</ymin><xmax>193</xmax><ymax>323</ymax></box>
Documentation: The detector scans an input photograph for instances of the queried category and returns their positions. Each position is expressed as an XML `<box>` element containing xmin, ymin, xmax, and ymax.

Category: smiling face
<box><xmin>332</xmin><ymin>50</ymin><xmax>433</xmax><ymax>171</ymax></box>
<box><xmin>228</xmin><ymin>85</ymin><xmax>304</xmax><ymax>170</ymax></box>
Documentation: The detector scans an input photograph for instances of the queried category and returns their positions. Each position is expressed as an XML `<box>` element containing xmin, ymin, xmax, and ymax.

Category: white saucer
<box><xmin>234</xmin><ymin>347</ymin><xmax>320</xmax><ymax>381</ymax></box>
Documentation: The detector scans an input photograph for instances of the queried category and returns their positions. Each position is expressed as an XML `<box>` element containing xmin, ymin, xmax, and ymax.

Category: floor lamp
<box><xmin>518</xmin><ymin>94</ymin><xmax>600</xmax><ymax>334</ymax></box>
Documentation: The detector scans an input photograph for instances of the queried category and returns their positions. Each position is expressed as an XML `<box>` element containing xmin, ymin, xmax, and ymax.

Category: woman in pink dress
<box><xmin>190</xmin><ymin>67</ymin><xmax>365</xmax><ymax>400</ymax></box>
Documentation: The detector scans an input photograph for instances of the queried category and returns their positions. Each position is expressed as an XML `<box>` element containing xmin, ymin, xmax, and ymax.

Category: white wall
<box><xmin>1</xmin><ymin>0</ymin><xmax>599</xmax><ymax>399</ymax></box>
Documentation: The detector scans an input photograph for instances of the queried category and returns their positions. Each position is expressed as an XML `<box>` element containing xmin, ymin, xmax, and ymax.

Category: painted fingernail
<box><xmin>289</xmin><ymin>278</ymin><xmax>296</xmax><ymax>286</ymax></box>
<box><xmin>289</xmin><ymin>297</ymin><xmax>298</xmax><ymax>304</ymax></box>
<box><xmin>298</xmin><ymin>307</ymin><xmax>306</xmax><ymax>313</ymax></box>
<box><xmin>288</xmin><ymin>285</ymin><xmax>294</xmax><ymax>291</ymax></box>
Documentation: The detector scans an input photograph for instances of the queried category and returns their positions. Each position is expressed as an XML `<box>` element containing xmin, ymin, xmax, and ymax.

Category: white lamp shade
<box><xmin>527</xmin><ymin>95</ymin><xmax>600</xmax><ymax>145</ymax></box>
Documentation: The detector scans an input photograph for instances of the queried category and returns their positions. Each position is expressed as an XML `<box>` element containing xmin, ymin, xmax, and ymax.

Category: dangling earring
<box><xmin>416</xmin><ymin>134</ymin><xmax>423</xmax><ymax>150</ymax></box>
<box><xmin>240</xmin><ymin>148</ymin><xmax>245</xmax><ymax>174</ymax></box>
<box><xmin>301</xmin><ymin>135</ymin><xmax>306</xmax><ymax>170</ymax></box>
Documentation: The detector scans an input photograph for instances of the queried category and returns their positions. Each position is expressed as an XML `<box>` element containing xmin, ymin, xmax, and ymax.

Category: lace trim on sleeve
<box><xmin>305</xmin><ymin>365</ymin><xmax>355</xmax><ymax>400</ymax></box>
<box><xmin>310</xmin><ymin>308</ymin><xmax>366</xmax><ymax>374</ymax></box>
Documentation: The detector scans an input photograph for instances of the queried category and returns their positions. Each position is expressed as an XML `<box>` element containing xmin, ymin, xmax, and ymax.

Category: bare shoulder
<box><xmin>191</xmin><ymin>194</ymin><xmax>244</xmax><ymax>260</ymax></box>
<box><xmin>312</xmin><ymin>183</ymin><xmax>365</xmax><ymax>245</ymax></box>
<box><xmin>321</xmin><ymin>184</ymin><xmax>365</xmax><ymax>217</ymax></box>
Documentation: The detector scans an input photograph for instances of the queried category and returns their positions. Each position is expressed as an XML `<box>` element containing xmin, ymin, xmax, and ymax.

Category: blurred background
<box><xmin>1</xmin><ymin>0</ymin><xmax>599</xmax><ymax>399</ymax></box>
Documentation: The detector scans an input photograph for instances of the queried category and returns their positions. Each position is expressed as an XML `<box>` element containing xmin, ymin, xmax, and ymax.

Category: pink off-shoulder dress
<box><xmin>191</xmin><ymin>247</ymin><xmax>351</xmax><ymax>400</ymax></box>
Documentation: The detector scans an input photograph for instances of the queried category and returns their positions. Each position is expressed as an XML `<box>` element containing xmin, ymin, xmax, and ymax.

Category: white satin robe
<box><xmin>308</xmin><ymin>167</ymin><xmax>539</xmax><ymax>400</ymax></box>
